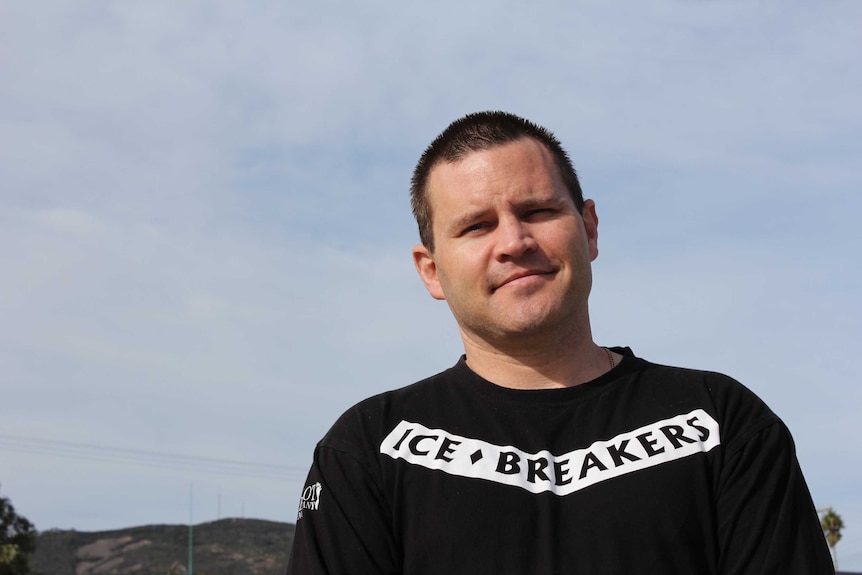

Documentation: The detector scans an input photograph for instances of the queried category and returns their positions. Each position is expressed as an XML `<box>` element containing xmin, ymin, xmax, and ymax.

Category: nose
<box><xmin>493</xmin><ymin>216</ymin><xmax>537</xmax><ymax>261</ymax></box>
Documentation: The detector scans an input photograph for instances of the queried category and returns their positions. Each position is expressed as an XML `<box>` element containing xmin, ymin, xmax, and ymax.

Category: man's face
<box><xmin>412</xmin><ymin>137</ymin><xmax>599</xmax><ymax>345</ymax></box>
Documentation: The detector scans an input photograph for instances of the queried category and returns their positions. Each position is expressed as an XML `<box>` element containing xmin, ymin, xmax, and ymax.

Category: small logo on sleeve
<box><xmin>297</xmin><ymin>482</ymin><xmax>322</xmax><ymax>520</ymax></box>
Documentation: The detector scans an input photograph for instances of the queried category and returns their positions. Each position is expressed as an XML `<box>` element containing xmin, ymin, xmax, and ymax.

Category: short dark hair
<box><xmin>410</xmin><ymin>111</ymin><xmax>585</xmax><ymax>251</ymax></box>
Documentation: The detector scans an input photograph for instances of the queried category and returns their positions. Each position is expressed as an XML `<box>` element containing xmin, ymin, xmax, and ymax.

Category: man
<box><xmin>287</xmin><ymin>112</ymin><xmax>833</xmax><ymax>574</ymax></box>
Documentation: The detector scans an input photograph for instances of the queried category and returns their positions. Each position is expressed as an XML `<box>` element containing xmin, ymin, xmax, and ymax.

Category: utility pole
<box><xmin>188</xmin><ymin>484</ymin><xmax>194</xmax><ymax>575</ymax></box>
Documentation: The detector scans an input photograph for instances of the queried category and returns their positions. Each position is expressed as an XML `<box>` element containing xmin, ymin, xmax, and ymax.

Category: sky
<box><xmin>1</xmin><ymin>0</ymin><xmax>860</xmax><ymax>568</ymax></box>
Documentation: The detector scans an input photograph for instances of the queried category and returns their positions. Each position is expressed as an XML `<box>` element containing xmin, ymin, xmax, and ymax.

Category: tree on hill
<box><xmin>0</xmin><ymin>489</ymin><xmax>36</xmax><ymax>575</ymax></box>
<box><xmin>820</xmin><ymin>507</ymin><xmax>844</xmax><ymax>570</ymax></box>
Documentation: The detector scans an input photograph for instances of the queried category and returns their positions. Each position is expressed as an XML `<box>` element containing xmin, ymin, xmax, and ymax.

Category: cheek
<box><xmin>439</xmin><ymin>251</ymin><xmax>484</xmax><ymax>290</ymax></box>
<box><xmin>536</xmin><ymin>231</ymin><xmax>576</xmax><ymax>259</ymax></box>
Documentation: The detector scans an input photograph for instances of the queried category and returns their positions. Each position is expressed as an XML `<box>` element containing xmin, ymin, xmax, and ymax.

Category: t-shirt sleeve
<box><xmin>286</xmin><ymin>441</ymin><xmax>400</xmax><ymax>575</ymax></box>
<box><xmin>715</xmin><ymin>420</ymin><xmax>834</xmax><ymax>574</ymax></box>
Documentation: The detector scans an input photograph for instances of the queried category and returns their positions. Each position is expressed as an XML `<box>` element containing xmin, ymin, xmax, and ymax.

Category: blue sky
<box><xmin>2</xmin><ymin>0</ymin><xmax>860</xmax><ymax>569</ymax></box>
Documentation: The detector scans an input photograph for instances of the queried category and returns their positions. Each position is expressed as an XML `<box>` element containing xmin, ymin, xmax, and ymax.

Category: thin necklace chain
<box><xmin>605</xmin><ymin>347</ymin><xmax>615</xmax><ymax>369</ymax></box>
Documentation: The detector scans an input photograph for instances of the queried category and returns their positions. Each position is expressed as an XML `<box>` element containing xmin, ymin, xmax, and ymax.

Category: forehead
<box><xmin>426</xmin><ymin>138</ymin><xmax>567</xmax><ymax>214</ymax></box>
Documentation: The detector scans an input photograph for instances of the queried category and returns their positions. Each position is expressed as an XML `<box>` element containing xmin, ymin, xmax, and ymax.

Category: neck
<box><xmin>459</xmin><ymin>320</ymin><xmax>615</xmax><ymax>390</ymax></box>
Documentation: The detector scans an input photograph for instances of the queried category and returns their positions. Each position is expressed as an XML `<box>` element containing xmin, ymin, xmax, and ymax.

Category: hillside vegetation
<box><xmin>30</xmin><ymin>518</ymin><xmax>295</xmax><ymax>575</ymax></box>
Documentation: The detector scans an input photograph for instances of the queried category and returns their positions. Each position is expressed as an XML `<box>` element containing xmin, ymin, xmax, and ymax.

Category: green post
<box><xmin>188</xmin><ymin>484</ymin><xmax>194</xmax><ymax>575</ymax></box>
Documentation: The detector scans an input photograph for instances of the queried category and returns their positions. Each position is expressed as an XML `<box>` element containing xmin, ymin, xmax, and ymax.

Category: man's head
<box><xmin>411</xmin><ymin>111</ymin><xmax>585</xmax><ymax>252</ymax></box>
<box><xmin>410</xmin><ymin>118</ymin><xmax>599</xmax><ymax>349</ymax></box>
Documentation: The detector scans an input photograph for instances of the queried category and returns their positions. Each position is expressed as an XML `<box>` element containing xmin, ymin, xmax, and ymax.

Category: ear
<box><xmin>582</xmin><ymin>199</ymin><xmax>599</xmax><ymax>262</ymax></box>
<box><xmin>412</xmin><ymin>244</ymin><xmax>446</xmax><ymax>300</ymax></box>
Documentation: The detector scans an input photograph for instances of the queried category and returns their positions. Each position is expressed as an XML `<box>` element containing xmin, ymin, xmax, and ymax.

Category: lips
<box><xmin>492</xmin><ymin>269</ymin><xmax>556</xmax><ymax>292</ymax></box>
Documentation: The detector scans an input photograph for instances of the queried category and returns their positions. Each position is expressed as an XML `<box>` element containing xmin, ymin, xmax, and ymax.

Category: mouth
<box><xmin>492</xmin><ymin>269</ymin><xmax>556</xmax><ymax>292</ymax></box>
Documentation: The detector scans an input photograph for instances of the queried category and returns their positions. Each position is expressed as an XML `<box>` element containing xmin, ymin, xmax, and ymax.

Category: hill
<box><xmin>30</xmin><ymin>518</ymin><xmax>295</xmax><ymax>575</ymax></box>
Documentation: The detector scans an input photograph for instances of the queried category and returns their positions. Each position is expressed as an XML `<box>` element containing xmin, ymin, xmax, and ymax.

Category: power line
<box><xmin>0</xmin><ymin>433</ymin><xmax>308</xmax><ymax>481</ymax></box>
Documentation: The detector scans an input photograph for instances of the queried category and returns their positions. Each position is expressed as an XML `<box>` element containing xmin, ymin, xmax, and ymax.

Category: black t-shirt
<box><xmin>287</xmin><ymin>348</ymin><xmax>833</xmax><ymax>574</ymax></box>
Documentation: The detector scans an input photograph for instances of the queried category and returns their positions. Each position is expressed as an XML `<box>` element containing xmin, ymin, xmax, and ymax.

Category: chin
<box><xmin>495</xmin><ymin>308</ymin><xmax>563</xmax><ymax>337</ymax></box>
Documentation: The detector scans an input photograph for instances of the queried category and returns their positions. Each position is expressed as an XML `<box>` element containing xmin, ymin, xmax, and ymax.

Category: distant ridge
<box><xmin>33</xmin><ymin>522</ymin><xmax>856</xmax><ymax>575</ymax></box>
<box><xmin>31</xmin><ymin>518</ymin><xmax>295</xmax><ymax>575</ymax></box>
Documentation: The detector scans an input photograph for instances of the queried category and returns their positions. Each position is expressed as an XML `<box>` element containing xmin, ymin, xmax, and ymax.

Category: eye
<box><xmin>524</xmin><ymin>207</ymin><xmax>556</xmax><ymax>220</ymax></box>
<box><xmin>462</xmin><ymin>221</ymin><xmax>490</xmax><ymax>235</ymax></box>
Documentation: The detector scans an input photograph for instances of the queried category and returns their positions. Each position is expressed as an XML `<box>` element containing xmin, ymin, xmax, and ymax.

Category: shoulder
<box><xmin>628</xmin><ymin>351</ymin><xmax>781</xmax><ymax>454</ymax></box>
<box><xmin>317</xmin><ymin>359</ymin><xmax>467</xmax><ymax>456</ymax></box>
